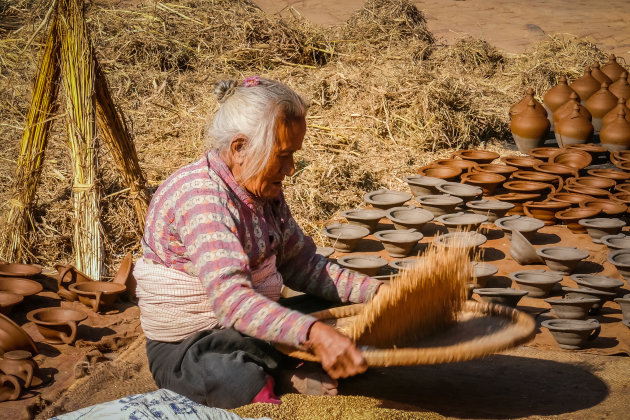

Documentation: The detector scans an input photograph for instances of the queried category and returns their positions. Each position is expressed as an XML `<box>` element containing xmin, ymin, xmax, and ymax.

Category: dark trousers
<box><xmin>145</xmin><ymin>295</ymin><xmax>338</xmax><ymax>408</ymax></box>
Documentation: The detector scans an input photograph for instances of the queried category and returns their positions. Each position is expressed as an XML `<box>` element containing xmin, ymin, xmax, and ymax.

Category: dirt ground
<box><xmin>254</xmin><ymin>0</ymin><xmax>630</xmax><ymax>63</ymax></box>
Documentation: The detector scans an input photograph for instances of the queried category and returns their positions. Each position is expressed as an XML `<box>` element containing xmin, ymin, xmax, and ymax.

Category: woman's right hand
<box><xmin>305</xmin><ymin>321</ymin><xmax>367</xmax><ymax>379</ymax></box>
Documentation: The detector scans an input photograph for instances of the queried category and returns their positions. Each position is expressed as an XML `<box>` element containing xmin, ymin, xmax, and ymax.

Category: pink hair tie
<box><xmin>243</xmin><ymin>76</ymin><xmax>260</xmax><ymax>87</ymax></box>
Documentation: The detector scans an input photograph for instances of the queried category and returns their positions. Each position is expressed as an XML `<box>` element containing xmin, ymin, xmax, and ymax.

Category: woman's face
<box><xmin>243</xmin><ymin>115</ymin><xmax>306</xmax><ymax>199</ymax></box>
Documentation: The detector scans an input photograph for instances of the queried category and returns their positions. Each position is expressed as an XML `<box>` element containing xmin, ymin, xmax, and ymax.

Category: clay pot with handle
<box><xmin>570</xmin><ymin>67</ymin><xmax>601</xmax><ymax>103</ymax></box>
<box><xmin>0</xmin><ymin>350</ymin><xmax>40</xmax><ymax>389</ymax></box>
<box><xmin>69</xmin><ymin>282</ymin><xmax>127</xmax><ymax>313</ymax></box>
<box><xmin>510</xmin><ymin>100</ymin><xmax>550</xmax><ymax>153</ymax></box>
<box><xmin>0</xmin><ymin>374</ymin><xmax>21</xmax><ymax>402</ymax></box>
<box><xmin>585</xmin><ymin>82</ymin><xmax>619</xmax><ymax>133</ymax></box>
<box><xmin>26</xmin><ymin>307</ymin><xmax>87</xmax><ymax>345</ymax></box>
<box><xmin>601</xmin><ymin>54</ymin><xmax>625</xmax><ymax>81</ymax></box>
<box><xmin>55</xmin><ymin>264</ymin><xmax>93</xmax><ymax>302</ymax></box>
<box><xmin>600</xmin><ymin>109</ymin><xmax>630</xmax><ymax>151</ymax></box>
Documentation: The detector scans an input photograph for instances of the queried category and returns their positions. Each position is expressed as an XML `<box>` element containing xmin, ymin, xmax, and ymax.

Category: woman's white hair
<box><xmin>207</xmin><ymin>77</ymin><xmax>308</xmax><ymax>181</ymax></box>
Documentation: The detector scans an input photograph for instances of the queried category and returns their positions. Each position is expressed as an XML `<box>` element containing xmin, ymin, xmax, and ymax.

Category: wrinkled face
<box><xmin>243</xmin><ymin>115</ymin><xmax>306</xmax><ymax>199</ymax></box>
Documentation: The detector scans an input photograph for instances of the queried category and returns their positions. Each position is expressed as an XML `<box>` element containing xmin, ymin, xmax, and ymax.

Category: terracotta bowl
<box><xmin>0</xmin><ymin>277</ymin><xmax>43</xmax><ymax>297</ymax></box>
<box><xmin>417</xmin><ymin>165</ymin><xmax>462</xmax><ymax>182</ymax></box>
<box><xmin>0</xmin><ymin>263</ymin><xmax>41</xmax><ymax>278</ymax></box>
<box><xmin>610</xmin><ymin>150</ymin><xmax>630</xmax><ymax>162</ymax></box>
<box><xmin>0</xmin><ymin>292</ymin><xmax>23</xmax><ymax>316</ymax></box>
<box><xmin>548</xmin><ymin>149</ymin><xmax>592</xmax><ymax>170</ymax></box>
<box><xmin>461</xmin><ymin>172</ymin><xmax>506</xmax><ymax>195</ymax></box>
<box><xmin>452</xmin><ymin>150</ymin><xmax>500</xmax><ymax>164</ymax></box>
<box><xmin>548</xmin><ymin>192</ymin><xmax>592</xmax><ymax>207</ymax></box>
<box><xmin>613</xmin><ymin>192</ymin><xmax>630</xmax><ymax>206</ymax></box>
<box><xmin>501</xmin><ymin>156</ymin><xmax>544</xmax><ymax>171</ymax></box>
<box><xmin>471</xmin><ymin>163</ymin><xmax>518</xmax><ymax>178</ymax></box>
<box><xmin>68</xmin><ymin>282</ymin><xmax>127</xmax><ymax>313</ymax></box>
<box><xmin>555</xmin><ymin>207</ymin><xmax>601</xmax><ymax>233</ymax></box>
<box><xmin>27</xmin><ymin>307</ymin><xmax>87</xmax><ymax>345</ymax></box>
<box><xmin>528</xmin><ymin>147</ymin><xmax>560</xmax><ymax>160</ymax></box>
<box><xmin>569</xmin><ymin>176</ymin><xmax>615</xmax><ymax>190</ymax></box>
<box><xmin>566</xmin><ymin>143</ymin><xmax>607</xmax><ymax>160</ymax></box>
<box><xmin>587</xmin><ymin>168</ymin><xmax>630</xmax><ymax>182</ymax></box>
<box><xmin>580</xmin><ymin>199</ymin><xmax>628</xmax><ymax>217</ymax></box>
<box><xmin>503</xmin><ymin>180</ymin><xmax>555</xmax><ymax>195</ymax></box>
<box><xmin>493</xmin><ymin>193</ymin><xmax>542</xmax><ymax>215</ymax></box>
<box><xmin>433</xmin><ymin>159</ymin><xmax>476</xmax><ymax>172</ymax></box>
<box><xmin>523</xmin><ymin>200</ymin><xmax>571</xmax><ymax>226</ymax></box>
<box><xmin>511</xmin><ymin>170</ymin><xmax>563</xmax><ymax>189</ymax></box>
<box><xmin>533</xmin><ymin>163</ymin><xmax>577</xmax><ymax>179</ymax></box>
<box><xmin>563</xmin><ymin>184</ymin><xmax>612</xmax><ymax>199</ymax></box>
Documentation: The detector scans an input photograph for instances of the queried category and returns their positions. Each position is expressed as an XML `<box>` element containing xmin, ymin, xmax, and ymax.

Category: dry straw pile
<box><xmin>0</xmin><ymin>0</ymin><xmax>612</xmax><ymax>272</ymax></box>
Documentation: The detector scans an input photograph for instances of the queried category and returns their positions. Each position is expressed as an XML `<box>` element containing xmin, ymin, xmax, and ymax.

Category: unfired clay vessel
<box><xmin>579</xmin><ymin>217</ymin><xmax>626</xmax><ymax>243</ymax></box>
<box><xmin>501</xmin><ymin>156</ymin><xmax>544</xmax><ymax>171</ymax></box>
<box><xmin>580</xmin><ymin>200</ymin><xmax>627</xmax><ymax>217</ymax></box>
<box><xmin>503</xmin><ymin>180</ymin><xmax>555</xmax><ymax>196</ymax></box>
<box><xmin>0</xmin><ymin>374</ymin><xmax>21</xmax><ymax>402</ymax></box>
<box><xmin>471</xmin><ymin>163</ymin><xmax>518</xmax><ymax>178</ymax></box>
<box><xmin>552</xmin><ymin>92</ymin><xmax>591</xmax><ymax>125</ymax></box>
<box><xmin>602</xmin><ymin>97</ymin><xmax>630</xmax><ymax>127</ymax></box>
<box><xmin>588</xmin><ymin>168</ymin><xmax>630</xmax><ymax>182</ymax></box>
<box><xmin>385</xmin><ymin>206</ymin><xmax>434</xmax><ymax>231</ymax></box>
<box><xmin>570</xmin><ymin>68</ymin><xmax>601</xmax><ymax>103</ymax></box>
<box><xmin>509</xmin><ymin>230</ymin><xmax>544</xmax><ymax>265</ymax></box>
<box><xmin>341</xmin><ymin>208</ymin><xmax>385</xmax><ymax>233</ymax></box>
<box><xmin>563</xmin><ymin>286</ymin><xmax>615</xmax><ymax>313</ymax></box>
<box><xmin>568</xmin><ymin>176</ymin><xmax>615</xmax><ymax>191</ymax></box>
<box><xmin>322</xmin><ymin>223</ymin><xmax>370</xmax><ymax>252</ymax></box>
<box><xmin>0</xmin><ymin>350</ymin><xmax>41</xmax><ymax>389</ymax></box>
<box><xmin>532</xmin><ymin>163</ymin><xmax>576</xmax><ymax>180</ymax></box>
<box><xmin>374</xmin><ymin>229</ymin><xmax>423</xmax><ymax>258</ymax></box>
<box><xmin>404</xmin><ymin>175</ymin><xmax>443</xmax><ymax>196</ymax></box>
<box><xmin>435</xmin><ymin>182</ymin><xmax>482</xmax><ymax>203</ymax></box>
<box><xmin>434</xmin><ymin>232</ymin><xmax>487</xmax><ymax>254</ymax></box>
<box><xmin>543</xmin><ymin>76</ymin><xmax>575</xmax><ymax>128</ymax></box>
<box><xmin>600</xmin><ymin>109</ymin><xmax>630</xmax><ymax>151</ymax></box>
<box><xmin>586</xmin><ymin>82</ymin><xmax>620</xmax><ymax>133</ymax></box>
<box><xmin>609</xmin><ymin>72</ymin><xmax>630</xmax><ymax>100</ymax></box>
<box><xmin>601</xmin><ymin>54</ymin><xmax>625</xmax><ymax>81</ymax></box>
<box><xmin>466</xmin><ymin>200</ymin><xmax>515</xmax><ymax>222</ymax></box>
<box><xmin>434</xmin><ymin>158</ymin><xmax>476</xmax><ymax>172</ymax></box>
<box><xmin>601</xmin><ymin>233</ymin><xmax>630</xmax><ymax>251</ymax></box>
<box><xmin>27</xmin><ymin>307</ymin><xmax>87</xmax><ymax>345</ymax></box>
<box><xmin>566</xmin><ymin>143</ymin><xmax>608</xmax><ymax>160</ymax></box>
<box><xmin>69</xmin><ymin>282</ymin><xmax>127</xmax><ymax>313</ymax></box>
<box><xmin>452</xmin><ymin>150</ymin><xmax>500</xmax><ymax>164</ymax></box>
<box><xmin>416</xmin><ymin>195</ymin><xmax>463</xmax><ymax>217</ymax></box>
<box><xmin>460</xmin><ymin>172</ymin><xmax>506</xmax><ymax>195</ymax></box>
<box><xmin>55</xmin><ymin>264</ymin><xmax>92</xmax><ymax>302</ymax></box>
<box><xmin>545</xmin><ymin>296</ymin><xmax>599</xmax><ymax>320</ymax></box>
<box><xmin>0</xmin><ymin>313</ymin><xmax>38</xmax><ymax>356</ymax></box>
<box><xmin>570</xmin><ymin>274</ymin><xmax>624</xmax><ymax>292</ymax></box>
<box><xmin>510</xmin><ymin>88</ymin><xmax>547</xmax><ymax>118</ymax></box>
<box><xmin>495</xmin><ymin>214</ymin><xmax>544</xmax><ymax>240</ymax></box>
<box><xmin>510</xmin><ymin>100</ymin><xmax>550</xmax><ymax>153</ymax></box>
<box><xmin>436</xmin><ymin>212</ymin><xmax>488</xmax><ymax>233</ymax></box>
<box><xmin>0</xmin><ymin>263</ymin><xmax>41</xmax><ymax>278</ymax></box>
<box><xmin>511</xmin><ymin>170</ymin><xmax>563</xmax><ymax>190</ymax></box>
<box><xmin>528</xmin><ymin>147</ymin><xmax>560</xmax><ymax>160</ymax></box>
<box><xmin>0</xmin><ymin>292</ymin><xmax>23</xmax><ymax>316</ymax></box>
<box><xmin>615</xmin><ymin>294</ymin><xmax>630</xmax><ymax>327</ymax></box>
<box><xmin>542</xmin><ymin>318</ymin><xmax>600</xmax><ymax>349</ymax></box>
<box><xmin>473</xmin><ymin>288</ymin><xmax>527</xmax><ymax>307</ymax></box>
<box><xmin>548</xmin><ymin>192</ymin><xmax>592</xmax><ymax>207</ymax></box>
<box><xmin>471</xmin><ymin>262</ymin><xmax>498</xmax><ymax>288</ymax></box>
<box><xmin>493</xmin><ymin>193</ymin><xmax>542</xmax><ymax>215</ymax></box>
<box><xmin>316</xmin><ymin>247</ymin><xmax>334</xmax><ymax>258</ymax></box>
<box><xmin>535</xmin><ymin>246</ymin><xmax>589</xmax><ymax>275</ymax></box>
<box><xmin>337</xmin><ymin>255</ymin><xmax>388</xmax><ymax>277</ymax></box>
<box><xmin>0</xmin><ymin>277</ymin><xmax>43</xmax><ymax>297</ymax></box>
<box><xmin>555</xmin><ymin>207</ymin><xmax>600</xmax><ymax>233</ymax></box>
<box><xmin>548</xmin><ymin>149</ymin><xmax>592</xmax><ymax>171</ymax></box>
<box><xmin>417</xmin><ymin>165</ymin><xmax>462</xmax><ymax>182</ymax></box>
<box><xmin>510</xmin><ymin>269</ymin><xmax>563</xmax><ymax>298</ymax></box>
<box><xmin>363</xmin><ymin>189</ymin><xmax>412</xmax><ymax>210</ymax></box>
<box><xmin>564</xmin><ymin>185</ymin><xmax>612</xmax><ymax>199</ymax></box>
<box><xmin>523</xmin><ymin>200</ymin><xmax>571</xmax><ymax>226</ymax></box>
<box><xmin>607</xmin><ymin>249</ymin><xmax>630</xmax><ymax>281</ymax></box>
<box><xmin>589</xmin><ymin>62</ymin><xmax>612</xmax><ymax>85</ymax></box>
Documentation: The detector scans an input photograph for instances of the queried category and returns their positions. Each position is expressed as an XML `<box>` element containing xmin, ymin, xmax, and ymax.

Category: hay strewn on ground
<box><xmin>0</xmin><ymin>0</ymin><xmax>610</xmax><ymax>272</ymax></box>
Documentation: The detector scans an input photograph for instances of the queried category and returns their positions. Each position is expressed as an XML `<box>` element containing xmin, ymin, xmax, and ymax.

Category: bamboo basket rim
<box><xmin>275</xmin><ymin>301</ymin><xmax>536</xmax><ymax>366</ymax></box>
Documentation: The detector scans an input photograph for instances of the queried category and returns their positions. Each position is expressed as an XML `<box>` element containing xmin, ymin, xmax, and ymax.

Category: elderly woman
<box><xmin>133</xmin><ymin>77</ymin><xmax>384</xmax><ymax>409</ymax></box>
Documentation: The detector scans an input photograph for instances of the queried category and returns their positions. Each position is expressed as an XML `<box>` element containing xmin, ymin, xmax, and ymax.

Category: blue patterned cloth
<box><xmin>51</xmin><ymin>389</ymin><xmax>271</xmax><ymax>420</ymax></box>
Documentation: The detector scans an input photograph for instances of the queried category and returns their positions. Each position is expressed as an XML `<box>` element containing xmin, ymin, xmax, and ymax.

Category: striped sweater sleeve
<box><xmin>276</xmin><ymin>200</ymin><xmax>382</xmax><ymax>303</ymax></box>
<box><xmin>173</xmin><ymin>183</ymin><xmax>317</xmax><ymax>347</ymax></box>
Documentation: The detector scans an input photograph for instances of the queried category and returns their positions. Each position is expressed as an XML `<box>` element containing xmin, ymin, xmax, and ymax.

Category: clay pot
<box><xmin>374</xmin><ymin>229</ymin><xmax>423</xmax><ymax>258</ymax></box>
<box><xmin>563</xmin><ymin>185</ymin><xmax>611</xmax><ymax>199</ymax></box>
<box><xmin>523</xmin><ymin>200</ymin><xmax>571</xmax><ymax>226</ymax></box>
<box><xmin>417</xmin><ymin>165</ymin><xmax>462</xmax><ymax>182</ymax></box>
<box><xmin>600</xmin><ymin>109</ymin><xmax>630</xmax><ymax>151</ymax></box>
<box><xmin>466</xmin><ymin>200</ymin><xmax>515</xmax><ymax>222</ymax></box>
<box><xmin>0</xmin><ymin>277</ymin><xmax>43</xmax><ymax>297</ymax></box>
<box><xmin>494</xmin><ymin>214</ymin><xmax>544</xmax><ymax>240</ymax></box>
<box><xmin>460</xmin><ymin>172</ymin><xmax>506</xmax><ymax>195</ymax></box>
<box><xmin>0</xmin><ymin>374</ymin><xmax>21</xmax><ymax>402</ymax></box>
<box><xmin>615</xmin><ymin>294</ymin><xmax>630</xmax><ymax>327</ymax></box>
<box><xmin>55</xmin><ymin>264</ymin><xmax>93</xmax><ymax>302</ymax></box>
<box><xmin>547</xmin><ymin>192</ymin><xmax>592</xmax><ymax>207</ymax></box>
<box><xmin>535</xmin><ymin>246</ymin><xmax>589</xmax><ymax>275</ymax></box>
<box><xmin>612</xmin><ymin>159</ymin><xmax>630</xmax><ymax>172</ymax></box>
<box><xmin>545</xmin><ymin>296</ymin><xmax>600</xmax><ymax>320</ymax></box>
<box><xmin>363</xmin><ymin>189</ymin><xmax>412</xmax><ymax>210</ymax></box>
<box><xmin>69</xmin><ymin>282</ymin><xmax>127</xmax><ymax>313</ymax></box>
<box><xmin>542</xmin><ymin>318</ymin><xmax>600</xmax><ymax>350</ymax></box>
<box><xmin>601</xmin><ymin>54</ymin><xmax>625</xmax><ymax>81</ymax></box>
<box><xmin>510</xmin><ymin>230</ymin><xmax>543</xmax><ymax>265</ymax></box>
<box><xmin>532</xmin><ymin>163</ymin><xmax>577</xmax><ymax>180</ymax></box>
<box><xmin>609</xmin><ymin>72</ymin><xmax>630</xmax><ymax>100</ymax></box>
<box><xmin>471</xmin><ymin>262</ymin><xmax>498</xmax><ymax>288</ymax></box>
<box><xmin>452</xmin><ymin>150</ymin><xmax>500</xmax><ymax>164</ymax></box>
<box><xmin>543</xmin><ymin>76</ymin><xmax>575</xmax><ymax>124</ymax></box>
<box><xmin>548</xmin><ymin>149</ymin><xmax>592</xmax><ymax>171</ymax></box>
<box><xmin>607</xmin><ymin>249</ymin><xmax>630</xmax><ymax>281</ymax></box>
<box><xmin>501</xmin><ymin>156</ymin><xmax>544</xmax><ymax>172</ymax></box>
<box><xmin>385</xmin><ymin>206</ymin><xmax>434</xmax><ymax>231</ymax></box>
<box><xmin>528</xmin><ymin>147</ymin><xmax>560</xmax><ymax>160</ymax></box>
<box><xmin>510</xmin><ymin>100</ymin><xmax>551</xmax><ymax>153</ymax></box>
<box><xmin>416</xmin><ymin>195</ymin><xmax>463</xmax><ymax>217</ymax></box>
<box><xmin>590</xmin><ymin>62</ymin><xmax>612</xmax><ymax>85</ymax></box>
<box><xmin>337</xmin><ymin>255</ymin><xmax>387</xmax><ymax>277</ymax></box>
<box><xmin>0</xmin><ymin>263</ymin><xmax>41</xmax><ymax>278</ymax></box>
<box><xmin>322</xmin><ymin>223</ymin><xmax>370</xmax><ymax>252</ymax></box>
<box><xmin>616</xmin><ymin>181</ymin><xmax>630</xmax><ymax>193</ymax></box>
<box><xmin>404</xmin><ymin>175</ymin><xmax>443</xmax><ymax>196</ymax></box>
<box><xmin>555</xmin><ymin>207</ymin><xmax>601</xmax><ymax>233</ymax></box>
<box><xmin>569</xmin><ymin>176</ymin><xmax>615</xmax><ymax>190</ymax></box>
<box><xmin>563</xmin><ymin>286</ymin><xmax>616</xmax><ymax>314</ymax></box>
<box><xmin>588</xmin><ymin>168</ymin><xmax>630</xmax><ymax>181</ymax></box>
<box><xmin>492</xmin><ymin>193</ymin><xmax>541</xmax><ymax>215</ymax></box>
<box><xmin>341</xmin><ymin>208</ymin><xmax>386</xmax><ymax>233</ymax></box>
<box><xmin>552</xmin><ymin>92</ymin><xmax>591</xmax><ymax>125</ymax></box>
<box><xmin>580</xmin><ymin>199</ymin><xmax>627</xmax><ymax>216</ymax></box>
<box><xmin>570</xmin><ymin>68</ymin><xmax>601</xmax><ymax>102</ymax></box>
<box><xmin>602</xmin><ymin>97</ymin><xmax>630</xmax><ymax>127</ymax></box>
<box><xmin>0</xmin><ymin>350</ymin><xmax>41</xmax><ymax>389</ymax></box>
<box><xmin>435</xmin><ymin>181</ymin><xmax>483</xmax><ymax>203</ymax></box>
<box><xmin>511</xmin><ymin>170</ymin><xmax>563</xmax><ymax>190</ymax></box>
<box><xmin>473</xmin><ymin>288</ymin><xmax>528</xmax><ymax>307</ymax></box>
<box><xmin>315</xmin><ymin>247</ymin><xmax>334</xmax><ymax>258</ymax></box>
<box><xmin>27</xmin><ymin>307</ymin><xmax>87</xmax><ymax>345</ymax></box>
<box><xmin>510</xmin><ymin>269</ymin><xmax>563</xmax><ymax>298</ymax></box>
<box><xmin>586</xmin><ymin>82</ymin><xmax>619</xmax><ymax>133</ymax></box>
<box><xmin>471</xmin><ymin>163</ymin><xmax>518</xmax><ymax>178</ymax></box>
<box><xmin>510</xmin><ymin>88</ymin><xmax>547</xmax><ymax>118</ymax></box>
<box><xmin>433</xmin><ymin>159</ymin><xmax>476</xmax><ymax>172</ymax></box>
<box><xmin>503</xmin><ymin>180</ymin><xmax>555</xmax><ymax>196</ymax></box>
<box><xmin>601</xmin><ymin>233</ymin><xmax>630</xmax><ymax>250</ymax></box>
<box><xmin>113</xmin><ymin>253</ymin><xmax>134</xmax><ymax>299</ymax></box>
<box><xmin>434</xmin><ymin>232</ymin><xmax>487</xmax><ymax>255</ymax></box>
<box><xmin>570</xmin><ymin>274</ymin><xmax>624</xmax><ymax>292</ymax></box>
<box><xmin>0</xmin><ymin>292</ymin><xmax>23</xmax><ymax>316</ymax></box>
<box><xmin>0</xmin><ymin>313</ymin><xmax>38</xmax><ymax>356</ymax></box>
<box><xmin>566</xmin><ymin>143</ymin><xmax>608</xmax><ymax>160</ymax></box>
<box><xmin>555</xmin><ymin>105</ymin><xmax>594</xmax><ymax>147</ymax></box>
<box><xmin>435</xmin><ymin>212</ymin><xmax>488</xmax><ymax>233</ymax></box>
<box><xmin>578</xmin><ymin>217</ymin><xmax>626</xmax><ymax>243</ymax></box>
<box><xmin>389</xmin><ymin>258</ymin><xmax>421</xmax><ymax>271</ymax></box>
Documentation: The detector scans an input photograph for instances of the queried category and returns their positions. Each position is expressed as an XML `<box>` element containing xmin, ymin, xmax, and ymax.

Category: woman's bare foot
<box><xmin>276</xmin><ymin>363</ymin><xmax>338</xmax><ymax>396</ymax></box>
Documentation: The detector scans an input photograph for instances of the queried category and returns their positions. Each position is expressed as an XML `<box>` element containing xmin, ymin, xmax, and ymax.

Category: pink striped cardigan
<box><xmin>141</xmin><ymin>150</ymin><xmax>381</xmax><ymax>347</ymax></box>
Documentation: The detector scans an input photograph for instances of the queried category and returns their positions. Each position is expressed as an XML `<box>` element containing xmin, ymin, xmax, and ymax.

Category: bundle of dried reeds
<box><xmin>0</xmin><ymin>10</ymin><xmax>60</xmax><ymax>262</ymax></box>
<box><xmin>349</xmin><ymin>243</ymin><xmax>470</xmax><ymax>347</ymax></box>
<box><xmin>58</xmin><ymin>0</ymin><xmax>103</xmax><ymax>280</ymax></box>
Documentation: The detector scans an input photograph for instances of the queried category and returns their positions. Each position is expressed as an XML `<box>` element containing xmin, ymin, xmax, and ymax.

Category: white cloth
<box><xmin>134</xmin><ymin>256</ymin><xmax>283</xmax><ymax>342</ymax></box>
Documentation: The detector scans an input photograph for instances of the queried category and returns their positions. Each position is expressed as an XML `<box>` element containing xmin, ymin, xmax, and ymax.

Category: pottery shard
<box><xmin>610</xmin><ymin>72</ymin><xmax>630</xmax><ymax>101</ymax></box>
<box><xmin>601</xmin><ymin>54</ymin><xmax>625</xmax><ymax>81</ymax></box>
<box><xmin>603</xmin><ymin>97</ymin><xmax>630</xmax><ymax>127</ymax></box>
<box><xmin>543</xmin><ymin>76</ymin><xmax>575</xmax><ymax>112</ymax></box>
<box><xmin>510</xmin><ymin>100</ymin><xmax>550</xmax><ymax>139</ymax></box>
<box><xmin>600</xmin><ymin>109</ymin><xmax>630</xmax><ymax>151</ymax></box>
<box><xmin>510</xmin><ymin>88</ymin><xmax>547</xmax><ymax>118</ymax></box>
<box><xmin>590</xmin><ymin>62</ymin><xmax>612</xmax><ymax>85</ymax></box>
<box><xmin>553</xmin><ymin>92</ymin><xmax>591</xmax><ymax>124</ymax></box>
<box><xmin>570</xmin><ymin>68</ymin><xmax>601</xmax><ymax>102</ymax></box>
<box><xmin>556</xmin><ymin>104</ymin><xmax>594</xmax><ymax>143</ymax></box>
<box><xmin>585</xmin><ymin>82</ymin><xmax>619</xmax><ymax>118</ymax></box>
